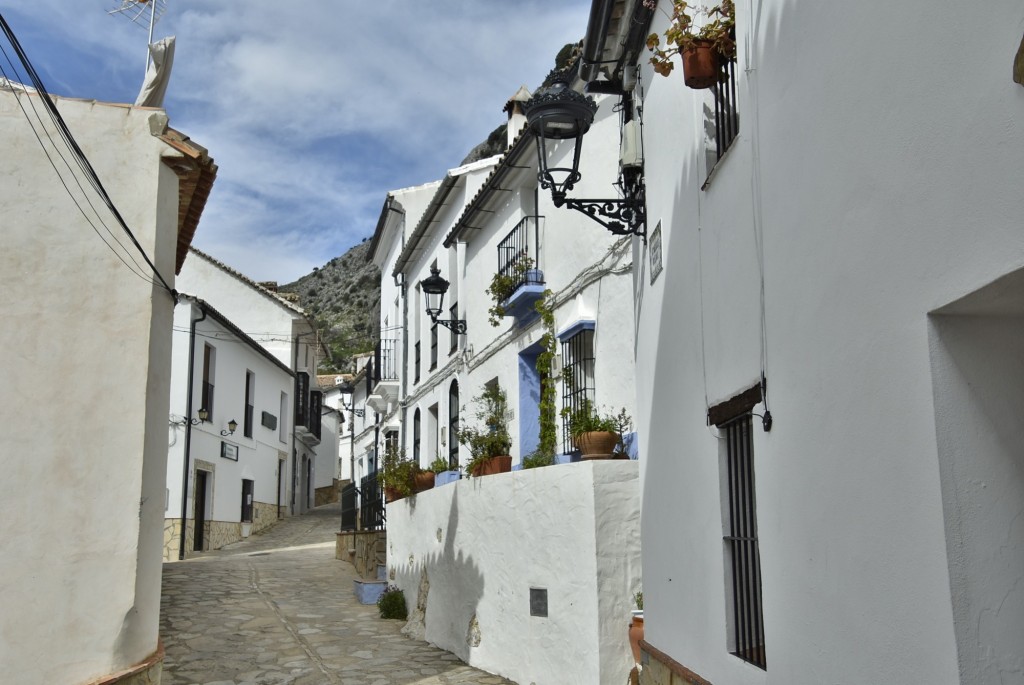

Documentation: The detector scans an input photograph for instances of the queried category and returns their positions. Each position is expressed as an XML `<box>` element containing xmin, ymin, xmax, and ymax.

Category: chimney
<box><xmin>503</xmin><ymin>85</ymin><xmax>532</xmax><ymax>149</ymax></box>
<box><xmin>259</xmin><ymin>281</ymin><xmax>279</xmax><ymax>292</ymax></box>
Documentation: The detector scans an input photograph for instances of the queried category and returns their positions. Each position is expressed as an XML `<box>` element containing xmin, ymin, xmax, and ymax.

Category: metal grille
<box><xmin>723</xmin><ymin>413</ymin><xmax>766</xmax><ymax>669</ymax></box>
<box><xmin>713</xmin><ymin>57</ymin><xmax>740</xmax><ymax>161</ymax></box>
<box><xmin>430</xmin><ymin>323</ymin><xmax>438</xmax><ymax>370</ymax></box>
<box><xmin>340</xmin><ymin>481</ymin><xmax>357</xmax><ymax>531</ymax></box>
<box><xmin>497</xmin><ymin>216</ymin><xmax>543</xmax><ymax>290</ymax></box>
<box><xmin>374</xmin><ymin>338</ymin><xmax>399</xmax><ymax>382</ymax></box>
<box><xmin>413</xmin><ymin>409</ymin><xmax>421</xmax><ymax>463</ymax></box>
<box><xmin>448</xmin><ymin>380</ymin><xmax>459</xmax><ymax>468</ymax></box>
<box><xmin>414</xmin><ymin>341</ymin><xmax>421</xmax><ymax>383</ymax></box>
<box><xmin>360</xmin><ymin>472</ymin><xmax>385</xmax><ymax>531</ymax></box>
<box><xmin>294</xmin><ymin>372</ymin><xmax>309</xmax><ymax>428</ymax></box>
<box><xmin>449</xmin><ymin>302</ymin><xmax>459</xmax><ymax>354</ymax></box>
<box><xmin>309</xmin><ymin>391</ymin><xmax>323</xmax><ymax>441</ymax></box>
<box><xmin>560</xmin><ymin>329</ymin><xmax>595</xmax><ymax>451</ymax></box>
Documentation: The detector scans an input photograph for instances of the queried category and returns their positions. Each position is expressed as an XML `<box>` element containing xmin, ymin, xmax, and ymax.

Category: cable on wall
<box><xmin>0</xmin><ymin>12</ymin><xmax>177</xmax><ymax>299</ymax></box>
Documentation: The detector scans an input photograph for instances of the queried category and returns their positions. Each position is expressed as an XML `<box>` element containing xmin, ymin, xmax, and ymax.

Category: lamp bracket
<box><xmin>432</xmin><ymin>317</ymin><xmax>468</xmax><ymax>334</ymax></box>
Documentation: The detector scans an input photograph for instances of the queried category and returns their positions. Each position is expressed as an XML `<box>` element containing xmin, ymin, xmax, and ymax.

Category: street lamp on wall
<box><xmin>523</xmin><ymin>67</ymin><xmax>646</xmax><ymax>240</ymax></box>
<box><xmin>338</xmin><ymin>381</ymin><xmax>365</xmax><ymax>417</ymax></box>
<box><xmin>220</xmin><ymin>419</ymin><xmax>238</xmax><ymax>436</ymax></box>
<box><xmin>420</xmin><ymin>267</ymin><xmax>467</xmax><ymax>334</ymax></box>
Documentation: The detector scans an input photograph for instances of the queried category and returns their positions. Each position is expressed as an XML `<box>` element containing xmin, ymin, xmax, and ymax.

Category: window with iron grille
<box><xmin>430</xmin><ymin>322</ymin><xmax>438</xmax><ymax>370</ymax></box>
<box><xmin>721</xmin><ymin>413</ymin><xmax>766</xmax><ymax>669</ymax></box>
<box><xmin>707</xmin><ymin>53</ymin><xmax>740</xmax><ymax>169</ymax></box>
<box><xmin>202</xmin><ymin>343</ymin><xmax>216</xmax><ymax>419</ymax></box>
<box><xmin>413</xmin><ymin>408</ymin><xmax>421</xmax><ymax>463</ymax></box>
<box><xmin>414</xmin><ymin>341</ymin><xmax>421</xmax><ymax>384</ymax></box>
<box><xmin>449</xmin><ymin>302</ymin><xmax>459</xmax><ymax>355</ymax></box>
<box><xmin>244</xmin><ymin>370</ymin><xmax>255</xmax><ymax>438</ymax></box>
<box><xmin>448</xmin><ymin>380</ymin><xmax>459</xmax><ymax>468</ymax></box>
<box><xmin>560</xmin><ymin>329</ymin><xmax>595</xmax><ymax>451</ymax></box>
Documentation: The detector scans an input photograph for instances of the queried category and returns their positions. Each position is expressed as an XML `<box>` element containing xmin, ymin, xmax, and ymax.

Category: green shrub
<box><xmin>377</xmin><ymin>586</ymin><xmax>408</xmax><ymax>620</ymax></box>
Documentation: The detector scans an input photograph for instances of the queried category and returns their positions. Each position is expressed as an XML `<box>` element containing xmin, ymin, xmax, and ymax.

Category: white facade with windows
<box><xmin>166</xmin><ymin>298</ymin><xmax>295</xmax><ymax>559</ymax></box>
<box><xmin>579</xmin><ymin>1</ymin><xmax>1024</xmax><ymax>683</ymax></box>
<box><xmin>177</xmin><ymin>247</ymin><xmax>332</xmax><ymax>517</ymax></box>
<box><xmin>364</xmin><ymin>84</ymin><xmax>642</xmax><ymax>683</ymax></box>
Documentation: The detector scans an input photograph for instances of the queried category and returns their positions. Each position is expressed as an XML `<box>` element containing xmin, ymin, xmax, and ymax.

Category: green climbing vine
<box><xmin>523</xmin><ymin>290</ymin><xmax>557</xmax><ymax>469</ymax></box>
<box><xmin>486</xmin><ymin>258</ymin><xmax>535</xmax><ymax>326</ymax></box>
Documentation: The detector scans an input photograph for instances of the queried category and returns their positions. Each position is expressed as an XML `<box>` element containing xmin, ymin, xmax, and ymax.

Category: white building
<box><xmin>364</xmin><ymin>82</ymin><xmax>642</xmax><ymax>684</ymax></box>
<box><xmin>165</xmin><ymin>297</ymin><xmax>295</xmax><ymax>560</ymax></box>
<box><xmin>0</xmin><ymin>87</ymin><xmax>215</xmax><ymax>683</ymax></box>
<box><xmin>177</xmin><ymin>247</ymin><xmax>332</xmax><ymax>516</ymax></box>
<box><xmin>579</xmin><ymin>1</ymin><xmax>1024</xmax><ymax>684</ymax></box>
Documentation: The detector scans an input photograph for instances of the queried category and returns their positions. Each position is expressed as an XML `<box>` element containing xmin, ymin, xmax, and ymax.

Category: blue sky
<box><xmin>0</xmin><ymin>0</ymin><xmax>591</xmax><ymax>282</ymax></box>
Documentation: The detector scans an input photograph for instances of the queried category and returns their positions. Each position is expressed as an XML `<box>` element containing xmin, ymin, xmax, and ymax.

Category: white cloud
<box><xmin>1</xmin><ymin>0</ymin><xmax>592</xmax><ymax>282</ymax></box>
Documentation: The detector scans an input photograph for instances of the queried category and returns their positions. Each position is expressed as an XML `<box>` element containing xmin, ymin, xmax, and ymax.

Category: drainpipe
<box><xmin>179</xmin><ymin>301</ymin><xmax>207</xmax><ymax>561</ymax></box>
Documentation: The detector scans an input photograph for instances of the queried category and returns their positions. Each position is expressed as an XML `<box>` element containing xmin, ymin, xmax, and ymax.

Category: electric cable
<box><xmin>0</xmin><ymin>46</ymin><xmax>160</xmax><ymax>286</ymax></box>
<box><xmin>0</xmin><ymin>11</ymin><xmax>176</xmax><ymax>298</ymax></box>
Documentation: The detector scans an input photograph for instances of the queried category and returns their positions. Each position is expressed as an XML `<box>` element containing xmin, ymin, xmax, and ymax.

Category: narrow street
<box><xmin>160</xmin><ymin>504</ymin><xmax>514</xmax><ymax>685</ymax></box>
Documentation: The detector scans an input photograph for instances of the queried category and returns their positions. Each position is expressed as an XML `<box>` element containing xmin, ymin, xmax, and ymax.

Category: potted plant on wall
<box><xmin>379</xmin><ymin>444</ymin><xmax>415</xmax><ymax>502</ymax></box>
<box><xmin>430</xmin><ymin>453</ymin><xmax>461</xmax><ymax>487</ymax></box>
<box><xmin>564</xmin><ymin>401</ymin><xmax>632</xmax><ymax>459</ymax></box>
<box><xmin>645</xmin><ymin>0</ymin><xmax>736</xmax><ymax>89</ymax></box>
<box><xmin>629</xmin><ymin>591</ymin><xmax>644</xmax><ymax>664</ymax></box>
<box><xmin>458</xmin><ymin>384</ymin><xmax>513</xmax><ymax>476</ymax></box>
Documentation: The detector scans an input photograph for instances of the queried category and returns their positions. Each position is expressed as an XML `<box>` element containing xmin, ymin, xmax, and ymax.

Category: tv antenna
<box><xmin>107</xmin><ymin>0</ymin><xmax>168</xmax><ymax>78</ymax></box>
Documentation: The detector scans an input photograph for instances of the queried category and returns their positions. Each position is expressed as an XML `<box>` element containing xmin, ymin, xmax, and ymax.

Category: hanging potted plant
<box><xmin>645</xmin><ymin>0</ymin><xmax>736</xmax><ymax>89</ymax></box>
<box><xmin>457</xmin><ymin>384</ymin><xmax>513</xmax><ymax>476</ymax></box>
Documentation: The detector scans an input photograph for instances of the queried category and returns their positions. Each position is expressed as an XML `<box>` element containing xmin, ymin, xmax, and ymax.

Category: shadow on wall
<box><xmin>391</xmin><ymin>488</ymin><xmax>485</xmax><ymax>662</ymax></box>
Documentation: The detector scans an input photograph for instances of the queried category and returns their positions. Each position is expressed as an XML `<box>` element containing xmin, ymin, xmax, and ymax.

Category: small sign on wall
<box><xmin>649</xmin><ymin>221</ymin><xmax>663</xmax><ymax>285</ymax></box>
<box><xmin>221</xmin><ymin>442</ymin><xmax>238</xmax><ymax>461</ymax></box>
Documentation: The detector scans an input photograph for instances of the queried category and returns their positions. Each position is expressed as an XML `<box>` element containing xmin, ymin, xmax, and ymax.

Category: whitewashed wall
<box><xmin>387</xmin><ymin>462</ymin><xmax>641</xmax><ymax>685</ymax></box>
<box><xmin>0</xmin><ymin>93</ymin><xmax>179</xmax><ymax>683</ymax></box>
<box><xmin>633</xmin><ymin>0</ymin><xmax>1024</xmax><ymax>683</ymax></box>
<box><xmin>167</xmin><ymin>304</ymin><xmax>293</xmax><ymax>532</ymax></box>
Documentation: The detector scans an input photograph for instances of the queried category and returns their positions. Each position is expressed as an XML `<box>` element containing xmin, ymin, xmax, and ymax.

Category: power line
<box><xmin>0</xmin><ymin>11</ymin><xmax>176</xmax><ymax>298</ymax></box>
<box><xmin>0</xmin><ymin>49</ymin><xmax>160</xmax><ymax>287</ymax></box>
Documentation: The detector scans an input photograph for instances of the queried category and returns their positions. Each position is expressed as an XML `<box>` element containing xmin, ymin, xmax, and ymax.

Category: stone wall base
<box><xmin>639</xmin><ymin>640</ymin><xmax>713</xmax><ymax>685</ymax></box>
<box><xmin>315</xmin><ymin>480</ymin><xmax>340</xmax><ymax>506</ymax></box>
<box><xmin>84</xmin><ymin>642</ymin><xmax>163</xmax><ymax>685</ymax></box>
<box><xmin>337</xmin><ymin>530</ymin><xmax>386</xmax><ymax>579</ymax></box>
<box><xmin>164</xmin><ymin>501</ymin><xmax>280</xmax><ymax>561</ymax></box>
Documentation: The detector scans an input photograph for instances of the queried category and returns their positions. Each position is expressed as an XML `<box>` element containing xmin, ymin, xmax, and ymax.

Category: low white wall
<box><xmin>386</xmin><ymin>461</ymin><xmax>641</xmax><ymax>685</ymax></box>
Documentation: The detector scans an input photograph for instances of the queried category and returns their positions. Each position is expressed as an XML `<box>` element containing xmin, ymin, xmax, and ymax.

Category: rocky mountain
<box><xmin>280</xmin><ymin>239</ymin><xmax>380</xmax><ymax>374</ymax></box>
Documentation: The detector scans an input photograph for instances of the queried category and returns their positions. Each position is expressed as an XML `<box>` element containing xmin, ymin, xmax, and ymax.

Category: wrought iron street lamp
<box><xmin>419</xmin><ymin>267</ymin><xmax>467</xmax><ymax>334</ymax></box>
<box><xmin>338</xmin><ymin>381</ymin><xmax>365</xmax><ymax>418</ymax></box>
<box><xmin>523</xmin><ymin>68</ymin><xmax>646</xmax><ymax>240</ymax></box>
<box><xmin>220</xmin><ymin>419</ymin><xmax>238</xmax><ymax>436</ymax></box>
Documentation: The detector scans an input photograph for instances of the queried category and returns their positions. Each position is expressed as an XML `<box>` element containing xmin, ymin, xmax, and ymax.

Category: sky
<box><xmin>0</xmin><ymin>0</ymin><xmax>591</xmax><ymax>283</ymax></box>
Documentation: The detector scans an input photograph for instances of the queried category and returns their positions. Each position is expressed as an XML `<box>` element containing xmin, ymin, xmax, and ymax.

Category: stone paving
<box><xmin>160</xmin><ymin>503</ymin><xmax>515</xmax><ymax>685</ymax></box>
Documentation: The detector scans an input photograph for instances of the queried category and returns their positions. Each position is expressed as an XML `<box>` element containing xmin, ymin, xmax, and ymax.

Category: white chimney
<box><xmin>504</xmin><ymin>85</ymin><xmax>532</xmax><ymax>149</ymax></box>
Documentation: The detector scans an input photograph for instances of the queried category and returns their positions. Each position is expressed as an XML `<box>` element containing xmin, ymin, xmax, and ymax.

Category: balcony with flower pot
<box><xmin>488</xmin><ymin>216</ymin><xmax>546</xmax><ymax>326</ymax></box>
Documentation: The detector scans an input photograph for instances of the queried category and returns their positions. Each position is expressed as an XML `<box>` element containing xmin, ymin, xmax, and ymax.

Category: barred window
<box><xmin>560</xmin><ymin>328</ymin><xmax>595</xmax><ymax>451</ymax></box>
<box><xmin>721</xmin><ymin>413</ymin><xmax>766</xmax><ymax>669</ymax></box>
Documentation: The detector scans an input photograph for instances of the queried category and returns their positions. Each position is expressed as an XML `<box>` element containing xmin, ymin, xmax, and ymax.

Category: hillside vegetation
<box><xmin>280</xmin><ymin>240</ymin><xmax>380</xmax><ymax>374</ymax></box>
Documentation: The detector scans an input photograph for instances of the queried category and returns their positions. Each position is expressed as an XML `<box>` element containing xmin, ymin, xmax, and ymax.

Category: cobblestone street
<box><xmin>160</xmin><ymin>504</ymin><xmax>514</xmax><ymax>685</ymax></box>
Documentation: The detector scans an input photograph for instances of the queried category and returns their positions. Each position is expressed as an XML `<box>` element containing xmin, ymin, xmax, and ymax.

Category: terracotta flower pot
<box><xmin>576</xmin><ymin>431</ymin><xmax>619</xmax><ymax>459</ymax></box>
<box><xmin>413</xmin><ymin>472</ymin><xmax>435</xmax><ymax>493</ymax></box>
<box><xmin>384</xmin><ymin>486</ymin><xmax>401</xmax><ymax>503</ymax></box>
<box><xmin>682</xmin><ymin>41</ymin><xmax>720</xmax><ymax>89</ymax></box>
<box><xmin>629</xmin><ymin>613</ymin><xmax>644</xmax><ymax>663</ymax></box>
<box><xmin>470</xmin><ymin>455</ymin><xmax>513</xmax><ymax>477</ymax></box>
